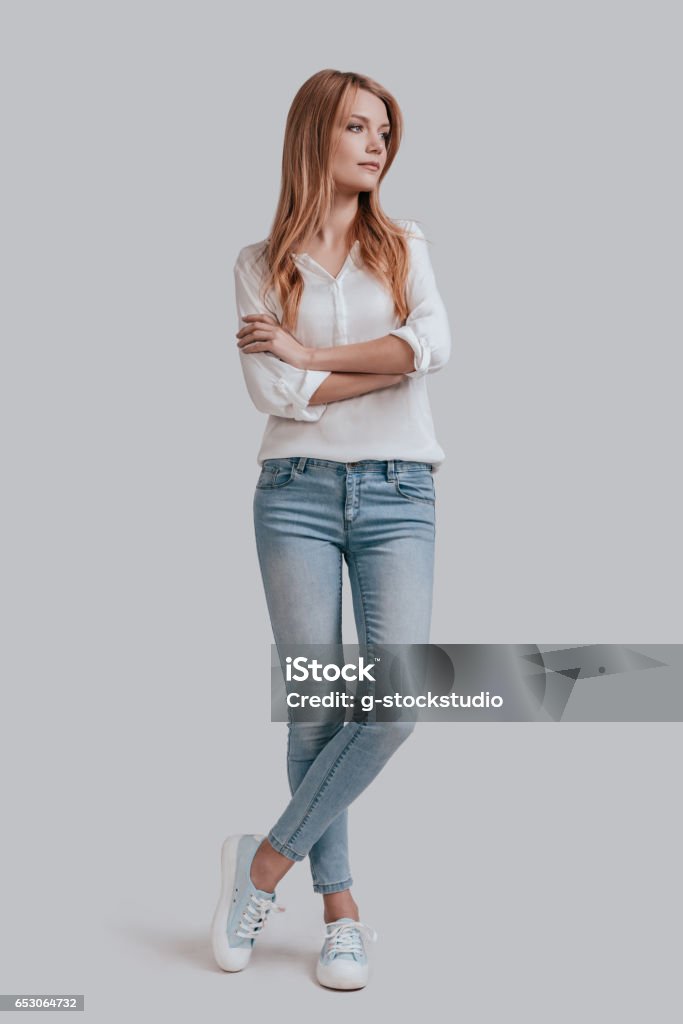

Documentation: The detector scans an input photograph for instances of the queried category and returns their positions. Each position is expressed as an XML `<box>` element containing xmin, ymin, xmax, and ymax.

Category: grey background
<box><xmin>1</xmin><ymin>0</ymin><xmax>681</xmax><ymax>1020</ymax></box>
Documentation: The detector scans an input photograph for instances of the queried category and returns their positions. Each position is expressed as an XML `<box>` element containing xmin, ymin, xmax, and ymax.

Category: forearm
<box><xmin>308</xmin><ymin>371</ymin><xmax>404</xmax><ymax>405</ymax></box>
<box><xmin>307</xmin><ymin>336</ymin><xmax>415</xmax><ymax>374</ymax></box>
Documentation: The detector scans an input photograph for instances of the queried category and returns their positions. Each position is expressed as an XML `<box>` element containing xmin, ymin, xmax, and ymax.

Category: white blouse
<box><xmin>233</xmin><ymin>219</ymin><xmax>452</xmax><ymax>472</ymax></box>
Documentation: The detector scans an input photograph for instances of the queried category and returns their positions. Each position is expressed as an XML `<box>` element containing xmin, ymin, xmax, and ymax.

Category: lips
<box><xmin>358</xmin><ymin>162</ymin><xmax>380</xmax><ymax>170</ymax></box>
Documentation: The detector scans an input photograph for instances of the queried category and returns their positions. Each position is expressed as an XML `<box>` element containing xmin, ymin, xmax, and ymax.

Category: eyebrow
<box><xmin>348</xmin><ymin>113</ymin><xmax>391</xmax><ymax>129</ymax></box>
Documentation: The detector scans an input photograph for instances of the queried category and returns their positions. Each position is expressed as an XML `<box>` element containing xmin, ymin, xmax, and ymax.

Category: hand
<box><xmin>236</xmin><ymin>313</ymin><xmax>312</xmax><ymax>370</ymax></box>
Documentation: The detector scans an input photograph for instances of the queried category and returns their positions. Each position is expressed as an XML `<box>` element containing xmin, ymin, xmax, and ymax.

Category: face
<box><xmin>331</xmin><ymin>88</ymin><xmax>391</xmax><ymax>194</ymax></box>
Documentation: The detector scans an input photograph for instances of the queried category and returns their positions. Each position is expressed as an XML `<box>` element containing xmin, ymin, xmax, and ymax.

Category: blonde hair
<box><xmin>258</xmin><ymin>69</ymin><xmax>418</xmax><ymax>331</ymax></box>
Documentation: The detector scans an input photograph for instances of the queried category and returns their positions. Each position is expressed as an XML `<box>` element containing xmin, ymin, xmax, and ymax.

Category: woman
<box><xmin>211</xmin><ymin>69</ymin><xmax>451</xmax><ymax>990</ymax></box>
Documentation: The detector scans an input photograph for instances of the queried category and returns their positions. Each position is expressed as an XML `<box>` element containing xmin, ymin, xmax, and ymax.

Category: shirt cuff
<box><xmin>389</xmin><ymin>326</ymin><xmax>431</xmax><ymax>378</ymax></box>
<box><xmin>273</xmin><ymin>369</ymin><xmax>332</xmax><ymax>421</ymax></box>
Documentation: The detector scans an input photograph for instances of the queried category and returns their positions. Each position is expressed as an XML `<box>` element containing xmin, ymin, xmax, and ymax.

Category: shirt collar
<box><xmin>290</xmin><ymin>240</ymin><xmax>361</xmax><ymax>282</ymax></box>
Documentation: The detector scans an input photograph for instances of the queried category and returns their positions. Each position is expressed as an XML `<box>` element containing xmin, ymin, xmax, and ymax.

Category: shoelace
<box><xmin>235</xmin><ymin>892</ymin><xmax>286</xmax><ymax>940</ymax></box>
<box><xmin>324</xmin><ymin>920</ymin><xmax>378</xmax><ymax>959</ymax></box>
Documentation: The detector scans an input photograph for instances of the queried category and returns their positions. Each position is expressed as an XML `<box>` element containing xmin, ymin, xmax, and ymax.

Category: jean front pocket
<box><xmin>393</xmin><ymin>468</ymin><xmax>436</xmax><ymax>505</ymax></box>
<box><xmin>255</xmin><ymin>459</ymin><xmax>297</xmax><ymax>490</ymax></box>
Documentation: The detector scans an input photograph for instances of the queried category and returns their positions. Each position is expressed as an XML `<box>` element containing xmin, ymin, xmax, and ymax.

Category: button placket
<box><xmin>332</xmin><ymin>279</ymin><xmax>347</xmax><ymax>345</ymax></box>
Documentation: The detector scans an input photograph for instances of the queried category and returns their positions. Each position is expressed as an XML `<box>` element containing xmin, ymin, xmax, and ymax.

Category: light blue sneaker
<box><xmin>316</xmin><ymin>917</ymin><xmax>378</xmax><ymax>990</ymax></box>
<box><xmin>211</xmin><ymin>833</ymin><xmax>286</xmax><ymax>972</ymax></box>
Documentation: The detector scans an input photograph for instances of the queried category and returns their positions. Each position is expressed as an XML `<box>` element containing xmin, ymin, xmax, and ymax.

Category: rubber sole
<box><xmin>316</xmin><ymin>959</ymin><xmax>370</xmax><ymax>990</ymax></box>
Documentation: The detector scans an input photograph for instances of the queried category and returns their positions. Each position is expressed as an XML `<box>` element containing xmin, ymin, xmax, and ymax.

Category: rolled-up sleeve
<box><xmin>389</xmin><ymin>221</ymin><xmax>452</xmax><ymax>378</ymax></box>
<box><xmin>234</xmin><ymin>249</ymin><xmax>332</xmax><ymax>420</ymax></box>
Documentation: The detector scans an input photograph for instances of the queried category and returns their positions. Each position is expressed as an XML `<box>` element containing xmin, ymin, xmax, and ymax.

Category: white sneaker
<box><xmin>316</xmin><ymin>917</ymin><xmax>377</xmax><ymax>990</ymax></box>
<box><xmin>210</xmin><ymin>833</ymin><xmax>285</xmax><ymax>972</ymax></box>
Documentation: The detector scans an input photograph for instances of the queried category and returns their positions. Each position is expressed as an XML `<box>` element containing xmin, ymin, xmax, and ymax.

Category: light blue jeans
<box><xmin>253</xmin><ymin>457</ymin><xmax>436</xmax><ymax>894</ymax></box>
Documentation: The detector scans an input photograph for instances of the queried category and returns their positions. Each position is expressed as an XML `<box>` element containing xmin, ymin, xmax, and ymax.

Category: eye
<box><xmin>348</xmin><ymin>123</ymin><xmax>391</xmax><ymax>143</ymax></box>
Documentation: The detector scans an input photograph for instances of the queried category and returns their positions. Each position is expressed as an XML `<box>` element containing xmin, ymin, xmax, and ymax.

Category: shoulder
<box><xmin>233</xmin><ymin>238</ymin><xmax>269</xmax><ymax>276</ymax></box>
<box><xmin>233</xmin><ymin>238</ymin><xmax>282</xmax><ymax>316</ymax></box>
<box><xmin>391</xmin><ymin>220</ymin><xmax>432</xmax><ymax>276</ymax></box>
<box><xmin>392</xmin><ymin>218</ymin><xmax>426</xmax><ymax>241</ymax></box>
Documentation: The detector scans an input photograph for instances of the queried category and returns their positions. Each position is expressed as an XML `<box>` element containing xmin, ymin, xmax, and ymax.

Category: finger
<box><xmin>236</xmin><ymin>324</ymin><xmax>270</xmax><ymax>339</ymax></box>
<box><xmin>236</xmin><ymin>324</ymin><xmax>274</xmax><ymax>338</ymax></box>
<box><xmin>236</xmin><ymin>328</ymin><xmax>271</xmax><ymax>347</ymax></box>
<box><xmin>236</xmin><ymin>321</ymin><xmax>276</xmax><ymax>337</ymax></box>
<box><xmin>241</xmin><ymin>313</ymin><xmax>278</xmax><ymax>324</ymax></box>
<box><xmin>239</xmin><ymin>341</ymin><xmax>270</xmax><ymax>353</ymax></box>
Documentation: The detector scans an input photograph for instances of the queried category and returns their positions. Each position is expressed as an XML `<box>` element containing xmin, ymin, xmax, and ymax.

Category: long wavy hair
<box><xmin>258</xmin><ymin>69</ymin><xmax>418</xmax><ymax>332</ymax></box>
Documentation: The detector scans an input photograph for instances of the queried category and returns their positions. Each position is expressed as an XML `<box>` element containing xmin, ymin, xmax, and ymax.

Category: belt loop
<box><xmin>296</xmin><ymin>456</ymin><xmax>307</xmax><ymax>474</ymax></box>
<box><xmin>387</xmin><ymin>459</ymin><xmax>396</xmax><ymax>480</ymax></box>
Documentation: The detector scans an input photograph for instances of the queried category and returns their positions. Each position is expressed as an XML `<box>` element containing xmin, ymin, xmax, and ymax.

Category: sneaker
<box><xmin>210</xmin><ymin>833</ymin><xmax>285</xmax><ymax>972</ymax></box>
<box><xmin>316</xmin><ymin>917</ymin><xmax>378</xmax><ymax>990</ymax></box>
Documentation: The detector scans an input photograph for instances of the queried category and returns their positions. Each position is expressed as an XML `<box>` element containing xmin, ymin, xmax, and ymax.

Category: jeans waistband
<box><xmin>262</xmin><ymin>457</ymin><xmax>434</xmax><ymax>478</ymax></box>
